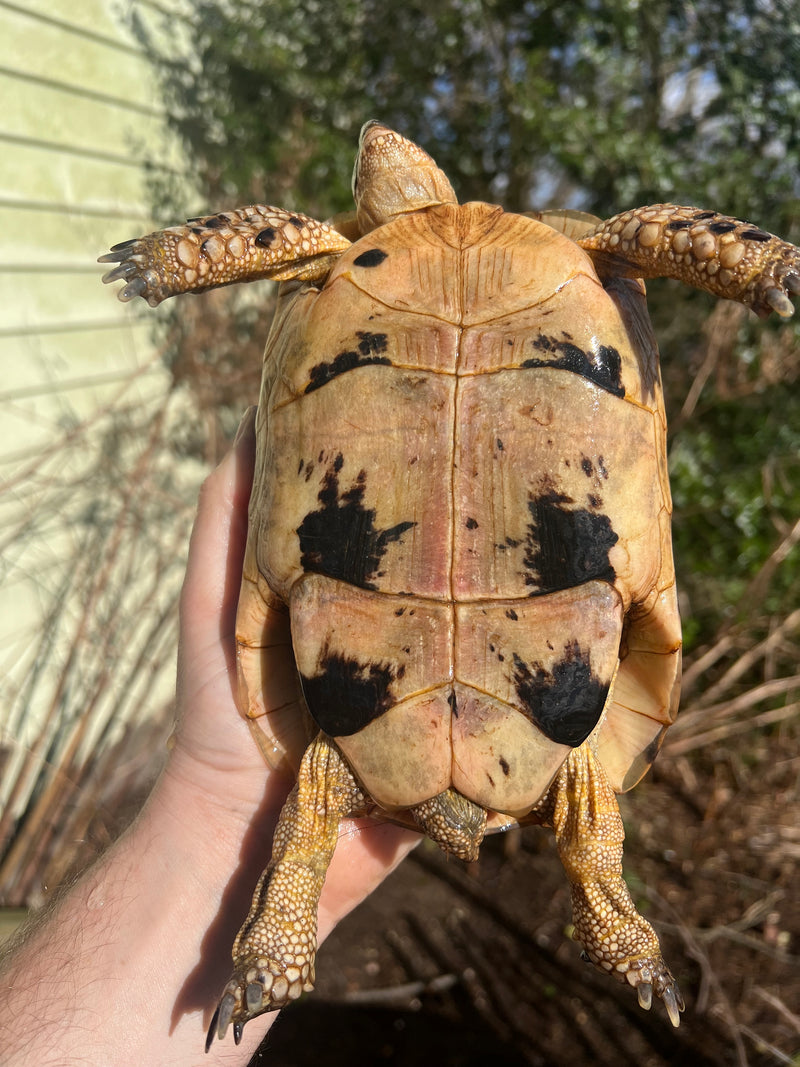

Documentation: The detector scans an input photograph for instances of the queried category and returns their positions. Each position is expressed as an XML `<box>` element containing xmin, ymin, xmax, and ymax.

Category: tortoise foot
<box><xmin>205</xmin><ymin>955</ymin><xmax>314</xmax><ymax>1049</ymax></box>
<box><xmin>621</xmin><ymin>955</ymin><xmax>684</xmax><ymax>1028</ymax></box>
<box><xmin>99</xmin><ymin>234</ymin><xmax>168</xmax><ymax>306</ymax></box>
<box><xmin>582</xmin><ymin>945</ymin><xmax>683</xmax><ymax>1027</ymax></box>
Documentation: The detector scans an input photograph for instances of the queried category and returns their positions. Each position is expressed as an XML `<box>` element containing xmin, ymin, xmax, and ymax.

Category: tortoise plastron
<box><xmin>100</xmin><ymin>119</ymin><xmax>800</xmax><ymax>1046</ymax></box>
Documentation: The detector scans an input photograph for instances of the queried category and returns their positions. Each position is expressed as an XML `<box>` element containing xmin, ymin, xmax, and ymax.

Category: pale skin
<box><xmin>0</xmin><ymin>410</ymin><xmax>417</xmax><ymax>1067</ymax></box>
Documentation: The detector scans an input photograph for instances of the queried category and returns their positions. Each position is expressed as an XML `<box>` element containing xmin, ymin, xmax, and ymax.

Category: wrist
<box><xmin>0</xmin><ymin>760</ymin><xmax>285</xmax><ymax>1066</ymax></box>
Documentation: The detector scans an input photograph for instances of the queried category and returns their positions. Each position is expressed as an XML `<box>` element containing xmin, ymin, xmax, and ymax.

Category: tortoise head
<box><xmin>353</xmin><ymin>120</ymin><xmax>458</xmax><ymax>234</ymax></box>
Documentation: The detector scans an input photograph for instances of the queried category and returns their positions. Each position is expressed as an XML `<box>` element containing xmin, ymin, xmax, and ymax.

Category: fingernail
<box><xmin>233</xmin><ymin>405</ymin><xmax>257</xmax><ymax>446</ymax></box>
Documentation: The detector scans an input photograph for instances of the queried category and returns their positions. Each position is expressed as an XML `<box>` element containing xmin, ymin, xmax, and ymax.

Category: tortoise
<box><xmin>100</xmin><ymin>122</ymin><xmax>800</xmax><ymax>1046</ymax></box>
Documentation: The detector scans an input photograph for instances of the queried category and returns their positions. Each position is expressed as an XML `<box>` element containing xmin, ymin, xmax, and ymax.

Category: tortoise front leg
<box><xmin>99</xmin><ymin>206</ymin><xmax>351</xmax><ymax>306</ymax></box>
<box><xmin>534</xmin><ymin>742</ymin><xmax>684</xmax><ymax>1027</ymax></box>
<box><xmin>579</xmin><ymin>204</ymin><xmax>800</xmax><ymax>318</ymax></box>
<box><xmin>207</xmin><ymin>733</ymin><xmax>366</xmax><ymax>1048</ymax></box>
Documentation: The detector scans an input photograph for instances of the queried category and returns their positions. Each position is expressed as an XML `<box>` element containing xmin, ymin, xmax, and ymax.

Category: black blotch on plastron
<box><xmin>297</xmin><ymin>455</ymin><xmax>415</xmax><ymax>589</ymax></box>
<box><xmin>465</xmin><ymin>517</ymin><xmax>479</xmax><ymax>530</ymax></box>
<box><xmin>506</xmin><ymin>608</ymin><xmax>518</xmax><ymax>620</ymax></box>
<box><xmin>305</xmin><ymin>331</ymin><xmax>391</xmax><ymax>393</ymax></box>
<box><xmin>524</xmin><ymin>487</ymin><xmax>618</xmax><ymax>593</ymax></box>
<box><xmin>353</xmin><ymin>248</ymin><xmax>388</xmax><ymax>268</ymax></box>
<box><xmin>499</xmin><ymin>756</ymin><xmax>510</xmax><ymax>776</ymax></box>
<box><xmin>512</xmin><ymin>642</ymin><xmax>609</xmax><ymax>747</ymax></box>
<box><xmin>448</xmin><ymin>689</ymin><xmax>458</xmax><ymax>716</ymax></box>
<box><xmin>524</xmin><ymin>335</ymin><xmax>625</xmax><ymax>398</ymax></box>
<box><xmin>495</xmin><ymin>536</ymin><xmax>521</xmax><ymax>553</ymax></box>
<box><xmin>300</xmin><ymin>649</ymin><xmax>397</xmax><ymax>736</ymax></box>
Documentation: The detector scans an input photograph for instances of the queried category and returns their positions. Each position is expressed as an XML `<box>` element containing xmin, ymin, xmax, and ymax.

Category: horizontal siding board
<box><xmin>1</xmin><ymin>72</ymin><xmax>176</xmax><ymax>160</ymax></box>
<box><xmin>0</xmin><ymin>8</ymin><xmax>164</xmax><ymax>112</ymax></box>
<box><xmin>0</xmin><ymin>268</ymin><xmax>156</xmax><ymax>328</ymax></box>
<box><xmin>0</xmin><ymin>138</ymin><xmax>151</xmax><ymax>206</ymax></box>
<box><xmin>0</xmin><ymin>204</ymin><xmax>157</xmax><ymax>267</ymax></box>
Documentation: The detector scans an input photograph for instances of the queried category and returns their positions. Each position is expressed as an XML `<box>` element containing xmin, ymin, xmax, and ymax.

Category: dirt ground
<box><xmin>250</xmin><ymin>730</ymin><xmax>798</xmax><ymax>1067</ymax></box>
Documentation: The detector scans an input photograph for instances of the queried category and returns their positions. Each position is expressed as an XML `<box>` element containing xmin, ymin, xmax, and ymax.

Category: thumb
<box><xmin>179</xmin><ymin>407</ymin><xmax>257</xmax><ymax>667</ymax></box>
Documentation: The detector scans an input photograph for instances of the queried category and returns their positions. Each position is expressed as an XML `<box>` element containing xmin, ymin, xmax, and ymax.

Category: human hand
<box><xmin>0</xmin><ymin>409</ymin><xmax>418</xmax><ymax>1067</ymax></box>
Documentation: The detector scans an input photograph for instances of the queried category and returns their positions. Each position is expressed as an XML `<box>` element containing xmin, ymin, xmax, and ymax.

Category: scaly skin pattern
<box><xmin>533</xmin><ymin>742</ymin><xmax>683</xmax><ymax>1026</ymax></box>
<box><xmin>98</xmin><ymin>206</ymin><xmax>350</xmax><ymax>306</ymax></box>
<box><xmin>579</xmin><ymin>203</ymin><xmax>800</xmax><ymax>318</ymax></box>
<box><xmin>206</xmin><ymin>734</ymin><xmax>366</xmax><ymax>1048</ymax></box>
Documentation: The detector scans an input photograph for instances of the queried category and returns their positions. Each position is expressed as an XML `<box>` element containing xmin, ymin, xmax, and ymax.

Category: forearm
<box><xmin>0</xmin><ymin>761</ymin><xmax>417</xmax><ymax>1067</ymax></box>
<box><xmin>0</xmin><ymin>769</ymin><xmax>277</xmax><ymax>1067</ymax></box>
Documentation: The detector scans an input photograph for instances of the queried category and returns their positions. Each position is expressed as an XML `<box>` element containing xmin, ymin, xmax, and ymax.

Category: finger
<box><xmin>179</xmin><ymin>407</ymin><xmax>257</xmax><ymax>663</ymax></box>
<box><xmin>317</xmin><ymin>821</ymin><xmax>420</xmax><ymax>942</ymax></box>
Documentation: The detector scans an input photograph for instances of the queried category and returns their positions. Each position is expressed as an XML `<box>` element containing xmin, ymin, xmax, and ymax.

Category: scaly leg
<box><xmin>207</xmin><ymin>733</ymin><xmax>366</xmax><ymax>1048</ymax></box>
<box><xmin>99</xmin><ymin>206</ymin><xmax>351</xmax><ymax>306</ymax></box>
<box><xmin>534</xmin><ymin>742</ymin><xmax>683</xmax><ymax>1027</ymax></box>
<box><xmin>579</xmin><ymin>204</ymin><xmax>800</xmax><ymax>318</ymax></box>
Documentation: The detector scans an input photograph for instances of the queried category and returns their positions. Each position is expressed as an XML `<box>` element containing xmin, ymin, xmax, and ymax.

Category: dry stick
<box><xmin>680</xmin><ymin>516</ymin><xmax>800</xmax><ymax>700</ymax></box>
<box><xmin>677</xmin><ymin>302</ymin><xmax>747</xmax><ymax>425</ymax></box>
<box><xmin>0</xmin><ymin>396</ymin><xmax>174</xmax><ymax>894</ymax></box>
<box><xmin>341</xmin><ymin>973</ymin><xmax>459</xmax><ymax>1006</ymax></box>
<box><xmin>753</xmin><ymin>986</ymin><xmax>800</xmax><ymax>1034</ymax></box>
<box><xmin>18</xmin><ymin>470</ymin><xmax>189</xmax><ymax>891</ymax></box>
<box><xmin>744</xmin><ymin>514</ymin><xmax>800</xmax><ymax>611</ymax></box>
<box><xmin>667</xmin><ymin>700</ymin><xmax>800</xmax><ymax>756</ymax></box>
<box><xmin>0</xmin><ymin>551</ymin><xmax>96</xmax><ymax>870</ymax></box>
<box><xmin>642</xmin><ymin>885</ymin><xmax>749</xmax><ymax>1067</ymax></box>
<box><xmin>737</xmin><ymin>1024</ymin><xmax>795</xmax><ymax>1066</ymax></box>
<box><xmin>402</xmin><ymin>907</ymin><xmax>509</xmax><ymax>1041</ymax></box>
<box><xmin>676</xmin><ymin>673</ymin><xmax>800</xmax><ymax>730</ymax></box>
<box><xmin>27</xmin><ymin>608</ymin><xmax>179</xmax><ymax>898</ymax></box>
<box><xmin>680</xmin><ymin>634</ymin><xmax>736</xmax><ymax>699</ymax></box>
<box><xmin>0</xmin><ymin>354</ymin><xmax>166</xmax><ymax>496</ymax></box>
<box><xmin>697</xmin><ymin>609</ymin><xmax>800</xmax><ymax>708</ymax></box>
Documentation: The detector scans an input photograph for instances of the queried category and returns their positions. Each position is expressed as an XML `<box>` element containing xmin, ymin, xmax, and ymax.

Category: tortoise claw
<box><xmin>622</xmin><ymin>957</ymin><xmax>684</xmax><ymax>1027</ymax></box>
<box><xmin>205</xmin><ymin>991</ymin><xmax>236</xmax><ymax>1051</ymax></box>
<box><xmin>750</xmin><ymin>240</ymin><xmax>800</xmax><ymax>318</ymax></box>
<box><xmin>765</xmin><ymin>286</ymin><xmax>795</xmax><ymax>318</ymax></box>
<box><xmin>637</xmin><ymin>981</ymin><xmax>653</xmax><ymax>1011</ymax></box>
<box><xmin>98</xmin><ymin>235</ymin><xmax>174</xmax><ymax>307</ymax></box>
<box><xmin>205</xmin><ymin>955</ymin><xmax>310</xmax><ymax>1048</ymax></box>
<box><xmin>662</xmin><ymin>984</ymin><xmax>684</xmax><ymax>1029</ymax></box>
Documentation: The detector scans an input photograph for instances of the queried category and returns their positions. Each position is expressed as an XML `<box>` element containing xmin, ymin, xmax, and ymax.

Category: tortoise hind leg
<box><xmin>534</xmin><ymin>742</ymin><xmax>684</xmax><ymax>1027</ymax></box>
<box><xmin>207</xmin><ymin>734</ymin><xmax>366</xmax><ymax>1048</ymax></box>
<box><xmin>579</xmin><ymin>204</ymin><xmax>800</xmax><ymax>318</ymax></box>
